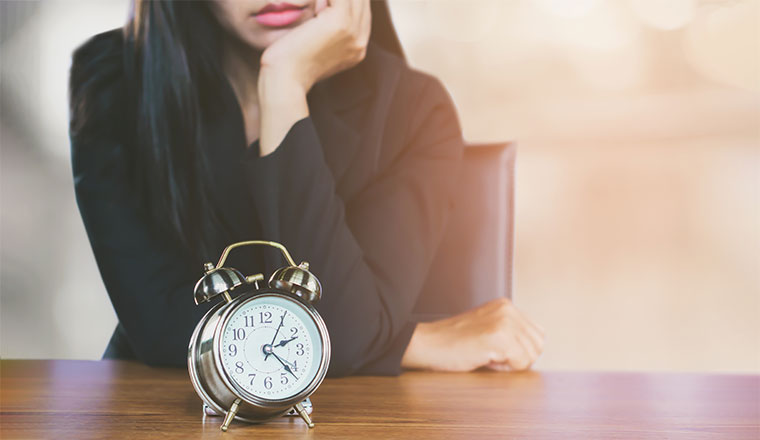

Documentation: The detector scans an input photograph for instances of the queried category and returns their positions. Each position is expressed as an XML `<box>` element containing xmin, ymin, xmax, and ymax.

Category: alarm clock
<box><xmin>188</xmin><ymin>240</ymin><xmax>331</xmax><ymax>432</ymax></box>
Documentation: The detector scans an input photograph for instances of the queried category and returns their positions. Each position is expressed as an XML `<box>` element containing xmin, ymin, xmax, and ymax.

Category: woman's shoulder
<box><xmin>324</xmin><ymin>40</ymin><xmax>455</xmax><ymax>118</ymax></box>
<box><xmin>69</xmin><ymin>27</ymin><xmax>131</xmax><ymax>147</ymax></box>
<box><xmin>358</xmin><ymin>41</ymin><xmax>462</xmax><ymax>155</ymax></box>
<box><xmin>366</xmin><ymin>41</ymin><xmax>454</xmax><ymax>104</ymax></box>
<box><xmin>71</xmin><ymin>27</ymin><xmax>125</xmax><ymax>70</ymax></box>
<box><xmin>355</xmin><ymin>41</ymin><xmax>460</xmax><ymax>142</ymax></box>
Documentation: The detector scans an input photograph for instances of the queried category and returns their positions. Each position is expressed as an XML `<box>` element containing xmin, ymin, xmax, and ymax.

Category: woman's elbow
<box><xmin>129</xmin><ymin>330</ymin><xmax>188</xmax><ymax>368</ymax></box>
<box><xmin>325</xmin><ymin>348</ymin><xmax>363</xmax><ymax>378</ymax></box>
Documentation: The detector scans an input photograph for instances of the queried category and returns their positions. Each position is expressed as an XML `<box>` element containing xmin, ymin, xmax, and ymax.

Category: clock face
<box><xmin>219</xmin><ymin>294</ymin><xmax>324</xmax><ymax>401</ymax></box>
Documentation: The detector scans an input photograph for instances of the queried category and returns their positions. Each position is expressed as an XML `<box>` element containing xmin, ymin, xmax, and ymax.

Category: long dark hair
<box><xmin>89</xmin><ymin>0</ymin><xmax>405</xmax><ymax>263</ymax></box>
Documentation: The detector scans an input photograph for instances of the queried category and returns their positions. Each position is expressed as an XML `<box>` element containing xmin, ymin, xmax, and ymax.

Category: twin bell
<box><xmin>193</xmin><ymin>260</ymin><xmax>322</xmax><ymax>306</ymax></box>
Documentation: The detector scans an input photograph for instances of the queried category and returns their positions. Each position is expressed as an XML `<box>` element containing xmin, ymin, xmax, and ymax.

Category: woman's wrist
<box><xmin>257</xmin><ymin>67</ymin><xmax>310</xmax><ymax>156</ymax></box>
<box><xmin>401</xmin><ymin>321</ymin><xmax>436</xmax><ymax>370</ymax></box>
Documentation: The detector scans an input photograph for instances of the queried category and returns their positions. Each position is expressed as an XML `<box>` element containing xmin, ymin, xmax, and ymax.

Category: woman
<box><xmin>69</xmin><ymin>0</ymin><xmax>544</xmax><ymax>376</ymax></box>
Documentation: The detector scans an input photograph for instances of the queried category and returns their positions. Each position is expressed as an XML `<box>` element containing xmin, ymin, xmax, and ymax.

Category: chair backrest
<box><xmin>412</xmin><ymin>142</ymin><xmax>516</xmax><ymax>322</ymax></box>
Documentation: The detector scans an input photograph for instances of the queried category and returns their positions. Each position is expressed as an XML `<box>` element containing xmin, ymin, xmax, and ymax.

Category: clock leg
<box><xmin>293</xmin><ymin>402</ymin><xmax>315</xmax><ymax>428</ymax></box>
<box><xmin>220</xmin><ymin>398</ymin><xmax>241</xmax><ymax>432</ymax></box>
<box><xmin>301</xmin><ymin>397</ymin><xmax>313</xmax><ymax>414</ymax></box>
<box><xmin>284</xmin><ymin>397</ymin><xmax>313</xmax><ymax>416</ymax></box>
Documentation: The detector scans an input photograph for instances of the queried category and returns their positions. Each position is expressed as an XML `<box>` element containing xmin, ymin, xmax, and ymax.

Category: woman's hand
<box><xmin>260</xmin><ymin>0</ymin><xmax>371</xmax><ymax>92</ymax></box>
<box><xmin>256</xmin><ymin>0</ymin><xmax>371</xmax><ymax>155</ymax></box>
<box><xmin>401</xmin><ymin>298</ymin><xmax>545</xmax><ymax>372</ymax></box>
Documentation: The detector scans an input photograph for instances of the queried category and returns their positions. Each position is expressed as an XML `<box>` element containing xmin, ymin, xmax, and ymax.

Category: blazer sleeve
<box><xmin>71</xmin><ymin>135</ymin><xmax>219</xmax><ymax>366</ymax></box>
<box><xmin>244</xmin><ymin>74</ymin><xmax>465</xmax><ymax>376</ymax></box>
<box><xmin>69</xmin><ymin>32</ymin><xmax>214</xmax><ymax>366</ymax></box>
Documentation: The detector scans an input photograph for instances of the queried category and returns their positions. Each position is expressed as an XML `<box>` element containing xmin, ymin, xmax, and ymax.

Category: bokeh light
<box><xmin>629</xmin><ymin>0</ymin><xmax>696</xmax><ymax>31</ymax></box>
<box><xmin>683</xmin><ymin>0</ymin><xmax>760</xmax><ymax>91</ymax></box>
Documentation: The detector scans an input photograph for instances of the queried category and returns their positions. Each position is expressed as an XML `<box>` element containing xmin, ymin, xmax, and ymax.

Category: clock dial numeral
<box><xmin>220</xmin><ymin>297</ymin><xmax>322</xmax><ymax>400</ymax></box>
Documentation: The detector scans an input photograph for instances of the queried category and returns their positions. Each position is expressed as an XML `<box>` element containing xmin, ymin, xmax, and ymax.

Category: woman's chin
<box><xmin>243</xmin><ymin>12</ymin><xmax>314</xmax><ymax>50</ymax></box>
<box><xmin>242</xmin><ymin>27</ymin><xmax>295</xmax><ymax>51</ymax></box>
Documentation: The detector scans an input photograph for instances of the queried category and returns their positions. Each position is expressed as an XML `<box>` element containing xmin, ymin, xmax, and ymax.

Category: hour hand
<box><xmin>275</xmin><ymin>336</ymin><xmax>298</xmax><ymax>347</ymax></box>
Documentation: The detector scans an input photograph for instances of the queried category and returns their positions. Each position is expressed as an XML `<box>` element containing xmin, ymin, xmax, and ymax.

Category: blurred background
<box><xmin>1</xmin><ymin>0</ymin><xmax>758</xmax><ymax>373</ymax></box>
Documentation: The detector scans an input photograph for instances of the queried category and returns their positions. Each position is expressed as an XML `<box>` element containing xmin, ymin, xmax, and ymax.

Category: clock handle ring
<box><xmin>215</xmin><ymin>240</ymin><xmax>296</xmax><ymax>269</ymax></box>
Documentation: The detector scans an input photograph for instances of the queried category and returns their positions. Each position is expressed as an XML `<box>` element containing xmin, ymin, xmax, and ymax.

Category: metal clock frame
<box><xmin>187</xmin><ymin>240</ymin><xmax>331</xmax><ymax>431</ymax></box>
<box><xmin>188</xmin><ymin>286</ymin><xmax>331</xmax><ymax>426</ymax></box>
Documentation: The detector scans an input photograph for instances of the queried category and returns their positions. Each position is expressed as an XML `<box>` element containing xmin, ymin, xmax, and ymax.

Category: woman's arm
<box><xmin>73</xmin><ymin>147</ymin><xmax>215</xmax><ymax>365</ymax></box>
<box><xmin>69</xmin><ymin>31</ymin><xmax>215</xmax><ymax>366</ymax></box>
<box><xmin>245</xmin><ymin>68</ymin><xmax>464</xmax><ymax>376</ymax></box>
<box><xmin>72</xmin><ymin>129</ymin><xmax>215</xmax><ymax>365</ymax></box>
<box><xmin>246</xmin><ymin>0</ymin><xmax>544</xmax><ymax>375</ymax></box>
<box><xmin>255</xmin><ymin>0</ymin><xmax>370</xmax><ymax>156</ymax></box>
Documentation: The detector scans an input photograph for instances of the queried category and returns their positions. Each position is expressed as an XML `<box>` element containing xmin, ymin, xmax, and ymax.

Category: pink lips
<box><xmin>253</xmin><ymin>3</ymin><xmax>305</xmax><ymax>27</ymax></box>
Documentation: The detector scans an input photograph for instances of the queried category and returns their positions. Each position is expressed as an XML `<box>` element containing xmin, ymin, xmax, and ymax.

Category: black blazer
<box><xmin>69</xmin><ymin>28</ymin><xmax>464</xmax><ymax>376</ymax></box>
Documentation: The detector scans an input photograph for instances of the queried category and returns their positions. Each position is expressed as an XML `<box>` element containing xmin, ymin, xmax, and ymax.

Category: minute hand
<box><xmin>271</xmin><ymin>352</ymin><xmax>299</xmax><ymax>381</ymax></box>
<box><xmin>266</xmin><ymin>312</ymin><xmax>287</xmax><ymax>360</ymax></box>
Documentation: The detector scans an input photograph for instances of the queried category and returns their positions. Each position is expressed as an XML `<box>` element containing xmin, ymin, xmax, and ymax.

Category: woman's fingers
<box><xmin>509</xmin><ymin>334</ymin><xmax>537</xmax><ymax>370</ymax></box>
<box><xmin>356</xmin><ymin>0</ymin><xmax>370</xmax><ymax>36</ymax></box>
<box><xmin>487</xmin><ymin>300</ymin><xmax>543</xmax><ymax>371</ymax></box>
<box><xmin>315</xmin><ymin>0</ymin><xmax>328</xmax><ymax>14</ymax></box>
<box><xmin>508</xmin><ymin>304</ymin><xmax>545</xmax><ymax>358</ymax></box>
<box><xmin>329</xmin><ymin>0</ymin><xmax>350</xmax><ymax>16</ymax></box>
<box><xmin>521</xmin><ymin>316</ymin><xmax>545</xmax><ymax>356</ymax></box>
<box><xmin>485</xmin><ymin>361</ymin><xmax>511</xmax><ymax>372</ymax></box>
<box><xmin>524</xmin><ymin>310</ymin><xmax>546</xmax><ymax>339</ymax></box>
<box><xmin>518</xmin><ymin>331</ymin><xmax>540</xmax><ymax>367</ymax></box>
<box><xmin>329</xmin><ymin>0</ymin><xmax>369</xmax><ymax>37</ymax></box>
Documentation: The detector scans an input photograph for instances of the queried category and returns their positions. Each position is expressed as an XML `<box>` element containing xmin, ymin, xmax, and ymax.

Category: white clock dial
<box><xmin>219</xmin><ymin>294</ymin><xmax>323</xmax><ymax>401</ymax></box>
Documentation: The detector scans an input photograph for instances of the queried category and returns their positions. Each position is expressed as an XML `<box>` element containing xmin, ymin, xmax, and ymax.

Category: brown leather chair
<box><xmin>413</xmin><ymin>142</ymin><xmax>516</xmax><ymax>321</ymax></box>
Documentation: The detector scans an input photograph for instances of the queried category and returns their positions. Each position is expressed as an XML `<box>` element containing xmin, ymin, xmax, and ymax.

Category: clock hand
<box><xmin>270</xmin><ymin>351</ymin><xmax>299</xmax><ymax>381</ymax></box>
<box><xmin>279</xmin><ymin>356</ymin><xmax>297</xmax><ymax>371</ymax></box>
<box><xmin>265</xmin><ymin>312</ymin><xmax>287</xmax><ymax>361</ymax></box>
<box><xmin>275</xmin><ymin>336</ymin><xmax>298</xmax><ymax>347</ymax></box>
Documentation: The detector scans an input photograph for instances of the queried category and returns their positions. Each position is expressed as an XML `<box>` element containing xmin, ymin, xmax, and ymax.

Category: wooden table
<box><xmin>1</xmin><ymin>360</ymin><xmax>757</xmax><ymax>439</ymax></box>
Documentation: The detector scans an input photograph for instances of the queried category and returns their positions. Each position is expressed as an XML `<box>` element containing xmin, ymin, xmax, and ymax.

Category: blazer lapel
<box><xmin>215</xmin><ymin>41</ymin><xmax>386</xmax><ymax>185</ymax></box>
<box><xmin>306</xmin><ymin>53</ymin><xmax>375</xmax><ymax>185</ymax></box>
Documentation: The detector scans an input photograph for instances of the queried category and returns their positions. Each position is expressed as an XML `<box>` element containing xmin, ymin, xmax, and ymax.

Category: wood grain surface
<box><xmin>0</xmin><ymin>360</ymin><xmax>757</xmax><ymax>439</ymax></box>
